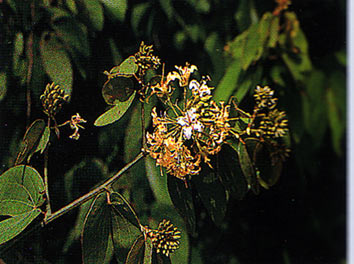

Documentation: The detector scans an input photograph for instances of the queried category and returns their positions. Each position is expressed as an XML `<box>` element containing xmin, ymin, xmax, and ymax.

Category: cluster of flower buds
<box><xmin>134</xmin><ymin>41</ymin><xmax>161</xmax><ymax>76</ymax></box>
<box><xmin>40</xmin><ymin>82</ymin><xmax>69</xmax><ymax>117</ymax></box>
<box><xmin>145</xmin><ymin>219</ymin><xmax>181</xmax><ymax>257</ymax></box>
<box><xmin>244</xmin><ymin>85</ymin><xmax>288</xmax><ymax>138</ymax></box>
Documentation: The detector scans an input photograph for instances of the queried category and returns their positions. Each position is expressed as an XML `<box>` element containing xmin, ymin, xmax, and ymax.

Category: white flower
<box><xmin>177</xmin><ymin>108</ymin><xmax>203</xmax><ymax>139</ymax></box>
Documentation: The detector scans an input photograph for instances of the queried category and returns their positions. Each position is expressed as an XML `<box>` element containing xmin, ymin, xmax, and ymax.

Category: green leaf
<box><xmin>12</xmin><ymin>32</ymin><xmax>25</xmax><ymax>77</ymax></box>
<box><xmin>167</xmin><ymin>174</ymin><xmax>196</xmax><ymax>235</ymax></box>
<box><xmin>48</xmin><ymin>7</ymin><xmax>72</xmax><ymax>22</ymax></box>
<box><xmin>52</xmin><ymin>19</ymin><xmax>90</xmax><ymax>57</ymax></box>
<box><xmin>110</xmin><ymin>192</ymin><xmax>140</xmax><ymax>229</ymax></box>
<box><xmin>65</xmin><ymin>0</ymin><xmax>78</xmax><ymax>14</ymax></box>
<box><xmin>114</xmin><ymin>56</ymin><xmax>139</xmax><ymax>76</ymax></box>
<box><xmin>233</xmin><ymin>66</ymin><xmax>263</xmax><ymax>103</ymax></box>
<box><xmin>94</xmin><ymin>91</ymin><xmax>136</xmax><ymax>127</ymax></box>
<box><xmin>150</xmin><ymin>203</ymin><xmax>189</xmax><ymax>264</ymax></box>
<box><xmin>230</xmin><ymin>141</ymin><xmax>259</xmax><ymax>194</ymax></box>
<box><xmin>241</xmin><ymin>22</ymin><xmax>261</xmax><ymax>70</ymax></box>
<box><xmin>125</xmin><ymin>235</ymin><xmax>145</xmax><ymax>264</ymax></box>
<box><xmin>101</xmin><ymin>0</ymin><xmax>127</xmax><ymax>22</ymax></box>
<box><xmin>254</xmin><ymin>12</ymin><xmax>272</xmax><ymax>60</ymax></box>
<box><xmin>0</xmin><ymin>72</ymin><xmax>7</xmax><ymax>101</ymax></box>
<box><xmin>192</xmin><ymin>165</ymin><xmax>227</xmax><ymax>226</ymax></box>
<box><xmin>268</xmin><ymin>16</ymin><xmax>279</xmax><ymax>48</ymax></box>
<box><xmin>214</xmin><ymin>59</ymin><xmax>242</xmax><ymax>102</ymax></box>
<box><xmin>63</xmin><ymin>198</ymin><xmax>94</xmax><ymax>253</ymax></box>
<box><xmin>35</xmin><ymin>126</ymin><xmax>50</xmax><ymax>155</ymax></box>
<box><xmin>131</xmin><ymin>2</ymin><xmax>150</xmax><ymax>34</ymax></box>
<box><xmin>244</xmin><ymin>138</ymin><xmax>283</xmax><ymax>189</ymax></box>
<box><xmin>145</xmin><ymin>157</ymin><xmax>173</xmax><ymax>206</ymax></box>
<box><xmin>110</xmin><ymin>193</ymin><xmax>141</xmax><ymax>263</ymax></box>
<box><xmin>0</xmin><ymin>165</ymin><xmax>45</xmax><ymax>245</ymax></box>
<box><xmin>16</xmin><ymin>119</ymin><xmax>46</xmax><ymax>165</ymax></box>
<box><xmin>234</xmin><ymin>0</ymin><xmax>252</xmax><ymax>31</ymax></box>
<box><xmin>80</xmin><ymin>0</ymin><xmax>104</xmax><ymax>31</ymax></box>
<box><xmin>102</xmin><ymin>77</ymin><xmax>135</xmax><ymax>104</ymax></box>
<box><xmin>158</xmin><ymin>0</ymin><xmax>173</xmax><ymax>20</ymax></box>
<box><xmin>143</xmin><ymin>236</ymin><xmax>153</xmax><ymax>264</ymax></box>
<box><xmin>82</xmin><ymin>193</ymin><xmax>113</xmax><ymax>264</ymax></box>
<box><xmin>326</xmin><ymin>87</ymin><xmax>344</xmax><ymax>155</ymax></box>
<box><xmin>0</xmin><ymin>209</ymin><xmax>41</xmax><ymax>245</ymax></box>
<box><xmin>218</xmin><ymin>143</ymin><xmax>248</xmax><ymax>200</ymax></box>
<box><xmin>40</xmin><ymin>34</ymin><xmax>73</xmax><ymax>96</ymax></box>
<box><xmin>0</xmin><ymin>165</ymin><xmax>45</xmax><ymax>216</ymax></box>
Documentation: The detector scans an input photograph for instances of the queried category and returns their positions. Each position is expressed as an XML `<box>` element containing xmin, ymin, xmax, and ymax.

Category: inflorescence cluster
<box><xmin>143</xmin><ymin>60</ymin><xmax>289</xmax><ymax>183</ymax></box>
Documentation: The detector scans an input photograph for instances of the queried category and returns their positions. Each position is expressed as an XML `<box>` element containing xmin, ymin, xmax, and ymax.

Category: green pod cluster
<box><xmin>40</xmin><ymin>82</ymin><xmax>69</xmax><ymax>117</ymax></box>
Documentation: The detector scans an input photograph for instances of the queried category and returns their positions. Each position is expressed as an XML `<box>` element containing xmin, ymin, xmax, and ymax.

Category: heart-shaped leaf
<box><xmin>94</xmin><ymin>91</ymin><xmax>136</xmax><ymax>127</ymax></box>
<box><xmin>0</xmin><ymin>165</ymin><xmax>45</xmax><ymax>244</ymax></box>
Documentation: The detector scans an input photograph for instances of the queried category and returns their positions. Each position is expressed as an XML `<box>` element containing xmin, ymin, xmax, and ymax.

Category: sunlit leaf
<box><xmin>0</xmin><ymin>209</ymin><xmax>41</xmax><ymax>245</ymax></box>
<box><xmin>241</xmin><ymin>22</ymin><xmax>260</xmax><ymax>70</ymax></box>
<box><xmin>0</xmin><ymin>165</ymin><xmax>45</xmax><ymax>216</ymax></box>
<box><xmin>145</xmin><ymin>157</ymin><xmax>173</xmax><ymax>206</ymax></box>
<box><xmin>82</xmin><ymin>193</ymin><xmax>112</xmax><ymax>264</ymax></box>
<box><xmin>214</xmin><ymin>60</ymin><xmax>242</xmax><ymax>102</ymax></box>
<box><xmin>268</xmin><ymin>16</ymin><xmax>279</xmax><ymax>48</ymax></box>
<box><xmin>94</xmin><ymin>91</ymin><xmax>136</xmax><ymax>127</ymax></box>
<box><xmin>254</xmin><ymin>12</ymin><xmax>272</xmax><ymax>61</ymax></box>
<box><xmin>40</xmin><ymin>34</ymin><xmax>73</xmax><ymax>96</ymax></box>
<box><xmin>0</xmin><ymin>165</ymin><xmax>45</xmax><ymax>245</ymax></box>
<box><xmin>15</xmin><ymin>119</ymin><xmax>46</xmax><ymax>165</ymax></box>
<box><xmin>233</xmin><ymin>66</ymin><xmax>263</xmax><ymax>103</ymax></box>
<box><xmin>167</xmin><ymin>174</ymin><xmax>196</xmax><ymax>235</ymax></box>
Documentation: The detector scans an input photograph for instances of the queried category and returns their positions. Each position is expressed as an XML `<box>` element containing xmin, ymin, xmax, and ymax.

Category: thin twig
<box><xmin>43</xmin><ymin>151</ymin><xmax>145</xmax><ymax>225</ymax></box>
<box><xmin>141</xmin><ymin>102</ymin><xmax>147</xmax><ymax>152</ymax></box>
<box><xmin>43</xmin><ymin>145</ymin><xmax>51</xmax><ymax>218</ymax></box>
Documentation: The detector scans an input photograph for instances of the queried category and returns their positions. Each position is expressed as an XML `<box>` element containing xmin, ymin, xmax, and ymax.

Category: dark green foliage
<box><xmin>0</xmin><ymin>0</ymin><xmax>346</xmax><ymax>263</ymax></box>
